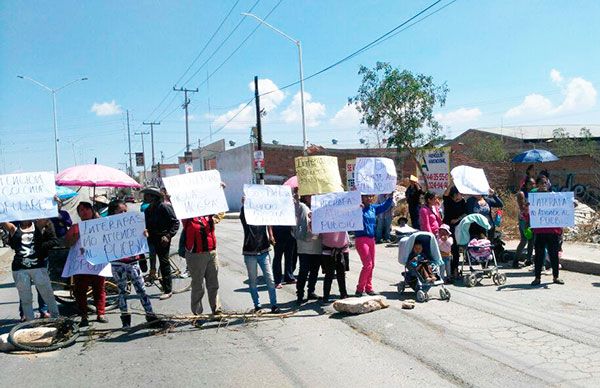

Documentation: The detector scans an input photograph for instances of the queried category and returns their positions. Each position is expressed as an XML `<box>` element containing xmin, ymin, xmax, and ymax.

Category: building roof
<box><xmin>470</xmin><ymin>125</ymin><xmax>600</xmax><ymax>140</ymax></box>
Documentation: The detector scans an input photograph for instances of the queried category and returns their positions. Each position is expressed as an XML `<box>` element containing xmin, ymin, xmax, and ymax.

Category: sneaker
<box><xmin>340</xmin><ymin>293</ymin><xmax>349</xmax><ymax>299</ymax></box>
<box><xmin>295</xmin><ymin>297</ymin><xmax>304</xmax><ymax>305</ymax></box>
<box><xmin>355</xmin><ymin>291</ymin><xmax>365</xmax><ymax>297</ymax></box>
<box><xmin>40</xmin><ymin>312</ymin><xmax>51</xmax><ymax>319</ymax></box>
<box><xmin>321</xmin><ymin>297</ymin><xmax>331</xmax><ymax>305</ymax></box>
<box><xmin>159</xmin><ymin>292</ymin><xmax>173</xmax><ymax>300</ymax></box>
<box><xmin>270</xmin><ymin>306</ymin><xmax>281</xmax><ymax>314</ymax></box>
<box><xmin>254</xmin><ymin>305</ymin><xmax>263</xmax><ymax>313</ymax></box>
<box><xmin>97</xmin><ymin>315</ymin><xmax>109</xmax><ymax>323</ymax></box>
<box><xmin>275</xmin><ymin>283</ymin><xmax>283</xmax><ymax>289</ymax></box>
<box><xmin>366</xmin><ymin>290</ymin><xmax>379</xmax><ymax>296</ymax></box>
<box><xmin>212</xmin><ymin>308</ymin><xmax>223</xmax><ymax>316</ymax></box>
<box><xmin>307</xmin><ymin>292</ymin><xmax>319</xmax><ymax>300</ymax></box>
<box><xmin>531</xmin><ymin>278</ymin><xmax>541</xmax><ymax>286</ymax></box>
<box><xmin>553</xmin><ymin>278</ymin><xmax>565</xmax><ymax>285</ymax></box>
<box><xmin>80</xmin><ymin>317</ymin><xmax>89</xmax><ymax>327</ymax></box>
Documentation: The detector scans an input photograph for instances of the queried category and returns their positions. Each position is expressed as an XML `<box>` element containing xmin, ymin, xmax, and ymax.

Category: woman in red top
<box><xmin>64</xmin><ymin>201</ymin><xmax>108</xmax><ymax>326</ymax></box>
<box><xmin>419</xmin><ymin>192</ymin><xmax>443</xmax><ymax>236</ymax></box>
<box><xmin>181</xmin><ymin>215</ymin><xmax>222</xmax><ymax>319</ymax></box>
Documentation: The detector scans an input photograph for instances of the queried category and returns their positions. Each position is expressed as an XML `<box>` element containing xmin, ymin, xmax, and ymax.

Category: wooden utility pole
<box><xmin>254</xmin><ymin>76</ymin><xmax>264</xmax><ymax>184</ymax></box>
<box><xmin>173</xmin><ymin>86</ymin><xmax>198</xmax><ymax>153</ymax></box>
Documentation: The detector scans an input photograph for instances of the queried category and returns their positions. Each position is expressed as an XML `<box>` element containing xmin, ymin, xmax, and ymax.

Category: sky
<box><xmin>1</xmin><ymin>0</ymin><xmax>599</xmax><ymax>174</ymax></box>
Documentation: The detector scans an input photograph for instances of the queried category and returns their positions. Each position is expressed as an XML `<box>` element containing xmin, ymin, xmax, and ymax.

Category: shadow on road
<box><xmin>497</xmin><ymin>283</ymin><xmax>549</xmax><ymax>291</ymax></box>
<box><xmin>0</xmin><ymin>281</ymin><xmax>15</xmax><ymax>289</ymax></box>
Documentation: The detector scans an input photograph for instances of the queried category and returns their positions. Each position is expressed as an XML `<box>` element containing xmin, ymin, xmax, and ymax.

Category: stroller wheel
<box><xmin>416</xmin><ymin>290</ymin><xmax>427</xmax><ymax>303</ymax></box>
<box><xmin>465</xmin><ymin>274</ymin><xmax>477</xmax><ymax>288</ymax></box>
<box><xmin>439</xmin><ymin>288</ymin><xmax>451</xmax><ymax>301</ymax></box>
<box><xmin>492</xmin><ymin>274</ymin><xmax>499</xmax><ymax>285</ymax></box>
<box><xmin>497</xmin><ymin>273</ymin><xmax>507</xmax><ymax>285</ymax></box>
<box><xmin>397</xmin><ymin>281</ymin><xmax>406</xmax><ymax>295</ymax></box>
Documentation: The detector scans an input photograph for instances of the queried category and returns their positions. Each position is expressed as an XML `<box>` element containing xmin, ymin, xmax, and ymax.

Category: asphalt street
<box><xmin>1</xmin><ymin>218</ymin><xmax>600</xmax><ymax>387</ymax></box>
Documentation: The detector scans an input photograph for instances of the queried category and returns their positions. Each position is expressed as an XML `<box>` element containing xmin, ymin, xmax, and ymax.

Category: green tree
<box><xmin>468</xmin><ymin>136</ymin><xmax>508</xmax><ymax>162</ymax></box>
<box><xmin>349</xmin><ymin>62</ymin><xmax>449</xmax><ymax>188</ymax></box>
<box><xmin>551</xmin><ymin>127</ymin><xmax>597</xmax><ymax>156</ymax></box>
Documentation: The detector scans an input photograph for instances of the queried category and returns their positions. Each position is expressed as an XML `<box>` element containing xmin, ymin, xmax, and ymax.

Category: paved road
<box><xmin>1</xmin><ymin>219</ymin><xmax>600</xmax><ymax>387</ymax></box>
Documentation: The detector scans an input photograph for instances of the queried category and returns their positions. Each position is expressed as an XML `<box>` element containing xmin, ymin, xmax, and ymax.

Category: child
<box><xmin>407</xmin><ymin>242</ymin><xmax>435</xmax><ymax>283</ymax></box>
<box><xmin>437</xmin><ymin>224</ymin><xmax>453</xmax><ymax>283</ymax></box>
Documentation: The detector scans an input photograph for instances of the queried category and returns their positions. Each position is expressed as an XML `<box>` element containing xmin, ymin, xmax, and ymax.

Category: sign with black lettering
<box><xmin>0</xmin><ymin>171</ymin><xmax>58</xmax><ymax>222</ymax></box>
<box><xmin>354</xmin><ymin>157</ymin><xmax>397</xmax><ymax>195</ymax></box>
<box><xmin>243</xmin><ymin>184</ymin><xmax>295</xmax><ymax>226</ymax></box>
<box><xmin>529</xmin><ymin>192</ymin><xmax>574</xmax><ymax>228</ymax></box>
<box><xmin>311</xmin><ymin>191</ymin><xmax>363</xmax><ymax>233</ymax></box>
<box><xmin>79</xmin><ymin>212</ymin><xmax>148</xmax><ymax>264</ymax></box>
<box><xmin>162</xmin><ymin>170</ymin><xmax>229</xmax><ymax>219</ymax></box>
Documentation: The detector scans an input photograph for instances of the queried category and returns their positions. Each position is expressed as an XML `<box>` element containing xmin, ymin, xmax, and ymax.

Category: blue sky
<box><xmin>1</xmin><ymin>0</ymin><xmax>599</xmax><ymax>174</ymax></box>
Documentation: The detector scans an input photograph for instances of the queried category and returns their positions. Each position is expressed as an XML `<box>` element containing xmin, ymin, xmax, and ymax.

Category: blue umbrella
<box><xmin>512</xmin><ymin>149</ymin><xmax>559</xmax><ymax>163</ymax></box>
<box><xmin>55</xmin><ymin>185</ymin><xmax>79</xmax><ymax>200</ymax></box>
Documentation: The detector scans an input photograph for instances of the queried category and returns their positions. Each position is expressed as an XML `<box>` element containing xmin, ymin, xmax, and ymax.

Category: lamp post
<box><xmin>242</xmin><ymin>13</ymin><xmax>307</xmax><ymax>155</ymax></box>
<box><xmin>17</xmin><ymin>75</ymin><xmax>88</xmax><ymax>172</ymax></box>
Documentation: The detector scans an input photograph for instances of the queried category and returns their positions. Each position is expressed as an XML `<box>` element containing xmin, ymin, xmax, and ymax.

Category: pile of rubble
<box><xmin>564</xmin><ymin>200</ymin><xmax>600</xmax><ymax>243</ymax></box>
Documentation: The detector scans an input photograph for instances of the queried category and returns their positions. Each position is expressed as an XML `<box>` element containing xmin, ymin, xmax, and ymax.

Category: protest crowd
<box><xmin>0</xmin><ymin>156</ymin><xmax>575</xmax><ymax>330</ymax></box>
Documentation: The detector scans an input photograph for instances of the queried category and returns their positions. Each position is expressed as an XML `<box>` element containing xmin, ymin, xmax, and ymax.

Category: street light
<box><xmin>17</xmin><ymin>75</ymin><xmax>88</xmax><ymax>172</ymax></box>
<box><xmin>242</xmin><ymin>12</ymin><xmax>308</xmax><ymax>155</ymax></box>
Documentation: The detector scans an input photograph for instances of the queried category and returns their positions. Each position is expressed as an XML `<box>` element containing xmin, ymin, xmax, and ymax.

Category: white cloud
<box><xmin>281</xmin><ymin>92</ymin><xmax>326</xmax><ymax>127</ymax></box>
<box><xmin>550</xmin><ymin>69</ymin><xmax>563</xmax><ymax>84</ymax></box>
<box><xmin>435</xmin><ymin>107</ymin><xmax>482</xmax><ymax>126</ymax></box>
<box><xmin>328</xmin><ymin>104</ymin><xmax>365</xmax><ymax>129</ymax></box>
<box><xmin>183</xmin><ymin>114</ymin><xmax>197</xmax><ymax>121</ymax></box>
<box><xmin>211</xmin><ymin>78</ymin><xmax>285</xmax><ymax>130</ymax></box>
<box><xmin>505</xmin><ymin>70</ymin><xmax>597</xmax><ymax>119</ymax></box>
<box><xmin>90</xmin><ymin>100</ymin><xmax>122</xmax><ymax>116</ymax></box>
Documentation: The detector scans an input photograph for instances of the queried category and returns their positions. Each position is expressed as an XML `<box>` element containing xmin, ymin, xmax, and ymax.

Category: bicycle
<box><xmin>144</xmin><ymin>255</ymin><xmax>191</xmax><ymax>294</ymax></box>
<box><xmin>8</xmin><ymin>318</ymin><xmax>80</xmax><ymax>352</ymax></box>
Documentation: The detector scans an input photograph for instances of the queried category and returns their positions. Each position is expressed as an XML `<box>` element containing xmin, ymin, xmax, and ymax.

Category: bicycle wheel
<box><xmin>52</xmin><ymin>281</ymin><xmax>77</xmax><ymax>306</ymax></box>
<box><xmin>8</xmin><ymin>318</ymin><xmax>80</xmax><ymax>352</ymax></box>
<box><xmin>169</xmin><ymin>256</ymin><xmax>191</xmax><ymax>294</ymax></box>
<box><xmin>85</xmin><ymin>280</ymin><xmax>122</xmax><ymax>313</ymax></box>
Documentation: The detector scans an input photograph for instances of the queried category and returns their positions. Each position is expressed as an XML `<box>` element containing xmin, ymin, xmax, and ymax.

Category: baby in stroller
<box><xmin>406</xmin><ymin>242</ymin><xmax>436</xmax><ymax>283</ymax></box>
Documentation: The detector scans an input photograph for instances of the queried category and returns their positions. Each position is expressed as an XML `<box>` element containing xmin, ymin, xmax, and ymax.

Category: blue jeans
<box><xmin>13</xmin><ymin>268</ymin><xmax>59</xmax><ymax>321</ymax></box>
<box><xmin>376</xmin><ymin>215</ymin><xmax>392</xmax><ymax>242</ymax></box>
<box><xmin>244</xmin><ymin>253</ymin><xmax>277</xmax><ymax>308</ymax></box>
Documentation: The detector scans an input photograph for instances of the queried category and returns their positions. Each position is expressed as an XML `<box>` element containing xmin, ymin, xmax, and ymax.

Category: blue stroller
<box><xmin>456</xmin><ymin>214</ymin><xmax>507</xmax><ymax>287</ymax></box>
<box><xmin>397</xmin><ymin>232</ymin><xmax>451</xmax><ymax>302</ymax></box>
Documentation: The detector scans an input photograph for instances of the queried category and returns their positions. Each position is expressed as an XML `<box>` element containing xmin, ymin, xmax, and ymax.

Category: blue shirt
<box><xmin>355</xmin><ymin>197</ymin><xmax>393</xmax><ymax>238</ymax></box>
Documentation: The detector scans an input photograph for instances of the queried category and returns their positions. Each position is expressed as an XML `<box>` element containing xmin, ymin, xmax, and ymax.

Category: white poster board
<box><xmin>61</xmin><ymin>240</ymin><xmax>112</xmax><ymax>278</ymax></box>
<box><xmin>243</xmin><ymin>184</ymin><xmax>296</xmax><ymax>226</ymax></box>
<box><xmin>416</xmin><ymin>147</ymin><xmax>451</xmax><ymax>195</ymax></box>
<box><xmin>0</xmin><ymin>171</ymin><xmax>58</xmax><ymax>222</ymax></box>
<box><xmin>162</xmin><ymin>170</ymin><xmax>229</xmax><ymax>219</ymax></box>
<box><xmin>451</xmin><ymin>165</ymin><xmax>490</xmax><ymax>195</ymax></box>
<box><xmin>79</xmin><ymin>212</ymin><xmax>148</xmax><ymax>264</ymax></box>
<box><xmin>354</xmin><ymin>157</ymin><xmax>397</xmax><ymax>194</ymax></box>
<box><xmin>529</xmin><ymin>192</ymin><xmax>575</xmax><ymax>228</ymax></box>
<box><xmin>311</xmin><ymin>191</ymin><xmax>364</xmax><ymax>233</ymax></box>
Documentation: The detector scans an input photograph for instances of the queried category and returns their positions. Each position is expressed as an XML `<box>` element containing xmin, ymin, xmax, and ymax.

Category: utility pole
<box><xmin>142</xmin><ymin>121</ymin><xmax>160</xmax><ymax>167</ymax></box>
<box><xmin>134</xmin><ymin>131</ymin><xmax>149</xmax><ymax>179</ymax></box>
<box><xmin>254</xmin><ymin>76</ymin><xmax>264</xmax><ymax>184</ymax></box>
<box><xmin>173</xmin><ymin>86</ymin><xmax>198</xmax><ymax>153</ymax></box>
<box><xmin>126</xmin><ymin>110</ymin><xmax>133</xmax><ymax>176</ymax></box>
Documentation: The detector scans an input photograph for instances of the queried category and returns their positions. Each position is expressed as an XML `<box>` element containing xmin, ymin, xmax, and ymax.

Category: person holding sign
<box><xmin>355</xmin><ymin>193</ymin><xmax>394</xmax><ymax>297</ymax></box>
<box><xmin>240</xmin><ymin>199</ymin><xmax>280</xmax><ymax>313</ymax></box>
<box><xmin>141</xmin><ymin>186</ymin><xmax>180</xmax><ymax>300</ymax></box>
<box><xmin>295</xmin><ymin>196</ymin><xmax>323</xmax><ymax>304</ymax></box>
<box><xmin>466</xmin><ymin>188</ymin><xmax>504</xmax><ymax>240</ymax></box>
<box><xmin>181</xmin><ymin>214</ymin><xmax>222</xmax><ymax>319</ymax></box>
<box><xmin>107</xmin><ymin>200</ymin><xmax>156</xmax><ymax>328</ymax></box>
<box><xmin>530</xmin><ymin>177</ymin><xmax>564</xmax><ymax>286</ymax></box>
<box><xmin>2</xmin><ymin>219</ymin><xmax>61</xmax><ymax>321</ymax></box>
<box><xmin>65</xmin><ymin>201</ymin><xmax>108</xmax><ymax>326</ymax></box>
<box><xmin>406</xmin><ymin>176</ymin><xmax>424</xmax><ymax>229</ymax></box>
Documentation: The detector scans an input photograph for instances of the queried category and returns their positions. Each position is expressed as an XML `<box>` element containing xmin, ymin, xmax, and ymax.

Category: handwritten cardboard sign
<box><xmin>529</xmin><ymin>192</ymin><xmax>575</xmax><ymax>228</ymax></box>
<box><xmin>354</xmin><ymin>157</ymin><xmax>397</xmax><ymax>194</ymax></box>
<box><xmin>416</xmin><ymin>147</ymin><xmax>451</xmax><ymax>195</ymax></box>
<box><xmin>451</xmin><ymin>165</ymin><xmax>490</xmax><ymax>195</ymax></box>
<box><xmin>311</xmin><ymin>191</ymin><xmax>363</xmax><ymax>233</ymax></box>
<box><xmin>61</xmin><ymin>240</ymin><xmax>112</xmax><ymax>278</ymax></box>
<box><xmin>79</xmin><ymin>212</ymin><xmax>148</xmax><ymax>264</ymax></box>
<box><xmin>162</xmin><ymin>170</ymin><xmax>229</xmax><ymax>219</ymax></box>
<box><xmin>243</xmin><ymin>184</ymin><xmax>296</xmax><ymax>226</ymax></box>
<box><xmin>0</xmin><ymin>171</ymin><xmax>58</xmax><ymax>222</ymax></box>
<box><xmin>295</xmin><ymin>156</ymin><xmax>344</xmax><ymax>196</ymax></box>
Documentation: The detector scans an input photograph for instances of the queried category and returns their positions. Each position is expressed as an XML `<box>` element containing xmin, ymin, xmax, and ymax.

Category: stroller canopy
<box><xmin>397</xmin><ymin>232</ymin><xmax>444</xmax><ymax>267</ymax></box>
<box><xmin>456</xmin><ymin>214</ymin><xmax>491</xmax><ymax>246</ymax></box>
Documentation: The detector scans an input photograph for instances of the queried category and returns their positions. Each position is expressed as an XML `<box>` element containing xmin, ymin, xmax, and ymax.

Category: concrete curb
<box><xmin>560</xmin><ymin>257</ymin><xmax>600</xmax><ymax>276</ymax></box>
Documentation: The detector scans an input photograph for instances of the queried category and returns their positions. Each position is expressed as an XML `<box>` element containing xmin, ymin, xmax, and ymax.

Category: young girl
<box><xmin>107</xmin><ymin>200</ymin><xmax>156</xmax><ymax>328</ymax></box>
<box><xmin>436</xmin><ymin>224</ymin><xmax>453</xmax><ymax>283</ymax></box>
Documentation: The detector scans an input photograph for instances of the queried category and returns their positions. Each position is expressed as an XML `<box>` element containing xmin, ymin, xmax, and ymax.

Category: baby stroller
<box><xmin>456</xmin><ymin>214</ymin><xmax>507</xmax><ymax>287</ymax></box>
<box><xmin>397</xmin><ymin>232</ymin><xmax>451</xmax><ymax>302</ymax></box>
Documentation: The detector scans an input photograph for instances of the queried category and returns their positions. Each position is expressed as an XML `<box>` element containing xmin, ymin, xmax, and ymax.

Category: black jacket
<box><xmin>144</xmin><ymin>202</ymin><xmax>179</xmax><ymax>243</ymax></box>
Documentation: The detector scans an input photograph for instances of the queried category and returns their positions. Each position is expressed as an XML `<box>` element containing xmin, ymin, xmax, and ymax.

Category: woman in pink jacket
<box><xmin>419</xmin><ymin>192</ymin><xmax>443</xmax><ymax>236</ymax></box>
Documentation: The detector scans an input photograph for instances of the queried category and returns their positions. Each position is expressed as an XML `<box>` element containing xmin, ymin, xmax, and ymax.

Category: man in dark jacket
<box><xmin>405</xmin><ymin>176</ymin><xmax>424</xmax><ymax>229</ymax></box>
<box><xmin>142</xmin><ymin>186</ymin><xmax>179</xmax><ymax>299</ymax></box>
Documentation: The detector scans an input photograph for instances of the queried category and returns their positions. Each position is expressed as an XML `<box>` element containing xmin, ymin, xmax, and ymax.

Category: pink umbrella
<box><xmin>56</xmin><ymin>164</ymin><xmax>141</xmax><ymax>188</ymax></box>
<box><xmin>283</xmin><ymin>176</ymin><xmax>298</xmax><ymax>188</ymax></box>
